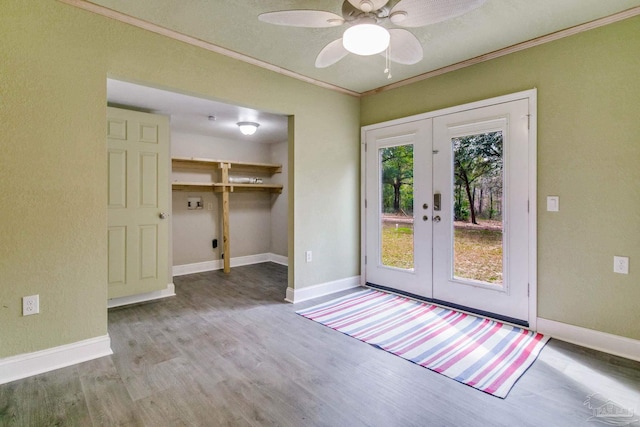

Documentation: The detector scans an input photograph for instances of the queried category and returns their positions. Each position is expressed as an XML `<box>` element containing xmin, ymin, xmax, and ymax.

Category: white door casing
<box><xmin>362</xmin><ymin>90</ymin><xmax>537</xmax><ymax>327</ymax></box>
<box><xmin>107</xmin><ymin>107</ymin><xmax>170</xmax><ymax>299</ymax></box>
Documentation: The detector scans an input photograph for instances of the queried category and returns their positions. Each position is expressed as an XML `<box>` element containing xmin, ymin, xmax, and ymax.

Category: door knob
<box><xmin>423</xmin><ymin>203</ymin><xmax>428</xmax><ymax>209</ymax></box>
<box><xmin>433</xmin><ymin>215</ymin><xmax>441</xmax><ymax>223</ymax></box>
<box><xmin>422</xmin><ymin>215</ymin><xmax>428</xmax><ymax>221</ymax></box>
<box><xmin>159</xmin><ymin>212</ymin><xmax>168</xmax><ymax>219</ymax></box>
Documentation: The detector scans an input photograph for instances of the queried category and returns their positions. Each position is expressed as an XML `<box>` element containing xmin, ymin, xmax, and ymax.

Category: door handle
<box><xmin>159</xmin><ymin>212</ymin><xmax>168</xmax><ymax>220</ymax></box>
<box><xmin>422</xmin><ymin>215</ymin><xmax>428</xmax><ymax>221</ymax></box>
<box><xmin>433</xmin><ymin>215</ymin><xmax>441</xmax><ymax>223</ymax></box>
<box><xmin>433</xmin><ymin>193</ymin><xmax>441</xmax><ymax>211</ymax></box>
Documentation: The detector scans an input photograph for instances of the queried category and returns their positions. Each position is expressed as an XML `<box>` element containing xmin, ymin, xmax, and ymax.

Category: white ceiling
<box><xmin>88</xmin><ymin>0</ymin><xmax>640</xmax><ymax>94</ymax></box>
<box><xmin>107</xmin><ymin>79</ymin><xmax>289</xmax><ymax>143</ymax></box>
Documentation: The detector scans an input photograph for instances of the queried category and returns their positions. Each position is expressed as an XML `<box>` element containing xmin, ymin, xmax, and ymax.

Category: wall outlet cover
<box><xmin>23</xmin><ymin>294</ymin><xmax>39</xmax><ymax>316</ymax></box>
<box><xmin>613</xmin><ymin>256</ymin><xmax>629</xmax><ymax>274</ymax></box>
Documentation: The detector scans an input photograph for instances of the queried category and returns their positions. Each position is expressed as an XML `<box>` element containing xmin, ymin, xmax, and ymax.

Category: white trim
<box><xmin>537</xmin><ymin>318</ymin><xmax>640</xmax><ymax>363</ymax></box>
<box><xmin>172</xmin><ymin>253</ymin><xmax>287</xmax><ymax>276</ymax></box>
<box><xmin>527</xmin><ymin>91</ymin><xmax>538</xmax><ymax>330</ymax></box>
<box><xmin>173</xmin><ymin>260</ymin><xmax>220</xmax><ymax>276</ymax></box>
<box><xmin>0</xmin><ymin>335</ymin><xmax>113</xmax><ymax>385</ymax></box>
<box><xmin>285</xmin><ymin>276</ymin><xmax>362</xmax><ymax>304</ymax></box>
<box><xmin>361</xmin><ymin>89</ymin><xmax>538</xmax><ymax>327</ymax></box>
<box><xmin>362</xmin><ymin>89</ymin><xmax>538</xmax><ymax>131</ymax></box>
<box><xmin>108</xmin><ymin>283</ymin><xmax>176</xmax><ymax>309</ymax></box>
<box><xmin>268</xmin><ymin>253</ymin><xmax>289</xmax><ymax>266</ymax></box>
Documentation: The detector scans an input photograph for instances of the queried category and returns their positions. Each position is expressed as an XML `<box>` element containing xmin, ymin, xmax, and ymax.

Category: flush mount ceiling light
<box><xmin>237</xmin><ymin>121</ymin><xmax>260</xmax><ymax>136</ymax></box>
<box><xmin>342</xmin><ymin>22</ymin><xmax>390</xmax><ymax>56</ymax></box>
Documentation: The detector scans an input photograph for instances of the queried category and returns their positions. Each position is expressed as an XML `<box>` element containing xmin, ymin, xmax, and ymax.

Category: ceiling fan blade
<box><xmin>346</xmin><ymin>0</ymin><xmax>389</xmax><ymax>13</ymax></box>
<box><xmin>389</xmin><ymin>0</ymin><xmax>486</xmax><ymax>28</ymax></box>
<box><xmin>258</xmin><ymin>10</ymin><xmax>345</xmax><ymax>28</ymax></box>
<box><xmin>315</xmin><ymin>39</ymin><xmax>349</xmax><ymax>68</ymax></box>
<box><xmin>385</xmin><ymin>29</ymin><xmax>423</xmax><ymax>64</ymax></box>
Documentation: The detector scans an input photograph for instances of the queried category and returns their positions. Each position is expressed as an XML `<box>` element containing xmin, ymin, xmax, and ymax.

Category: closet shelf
<box><xmin>171</xmin><ymin>156</ymin><xmax>283</xmax><ymax>274</ymax></box>
<box><xmin>172</xmin><ymin>182</ymin><xmax>283</xmax><ymax>194</ymax></box>
<box><xmin>172</xmin><ymin>157</ymin><xmax>282</xmax><ymax>174</ymax></box>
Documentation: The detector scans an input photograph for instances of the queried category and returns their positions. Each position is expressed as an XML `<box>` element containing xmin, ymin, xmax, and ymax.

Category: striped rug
<box><xmin>296</xmin><ymin>289</ymin><xmax>549</xmax><ymax>398</ymax></box>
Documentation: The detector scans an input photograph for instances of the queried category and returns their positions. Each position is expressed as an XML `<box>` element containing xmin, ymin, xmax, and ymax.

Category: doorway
<box><xmin>363</xmin><ymin>91</ymin><xmax>536</xmax><ymax>327</ymax></box>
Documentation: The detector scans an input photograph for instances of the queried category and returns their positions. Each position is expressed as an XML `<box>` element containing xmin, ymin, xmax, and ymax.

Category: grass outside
<box><xmin>381</xmin><ymin>222</ymin><xmax>503</xmax><ymax>284</ymax></box>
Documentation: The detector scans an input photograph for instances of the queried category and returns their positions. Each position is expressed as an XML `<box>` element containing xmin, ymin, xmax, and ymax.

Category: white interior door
<box><xmin>432</xmin><ymin>99</ymin><xmax>530</xmax><ymax>323</ymax></box>
<box><xmin>364</xmin><ymin>95</ymin><xmax>533</xmax><ymax>325</ymax></box>
<box><xmin>107</xmin><ymin>107</ymin><xmax>170</xmax><ymax>299</ymax></box>
<box><xmin>365</xmin><ymin>120</ymin><xmax>432</xmax><ymax>298</ymax></box>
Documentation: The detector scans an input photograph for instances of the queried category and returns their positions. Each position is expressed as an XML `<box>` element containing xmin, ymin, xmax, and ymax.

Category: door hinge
<box><xmin>364</xmin><ymin>143</ymin><xmax>367</xmax><ymax>152</ymax></box>
<box><xmin>526</xmin><ymin>114</ymin><xmax>531</xmax><ymax>130</ymax></box>
<box><xmin>365</xmin><ymin>256</ymin><xmax>367</xmax><ymax>265</ymax></box>
<box><xmin>527</xmin><ymin>200</ymin><xmax>529</xmax><ymax>213</ymax></box>
<box><xmin>528</xmin><ymin>283</ymin><xmax>530</xmax><ymax>297</ymax></box>
<box><xmin>365</xmin><ymin>199</ymin><xmax>367</xmax><ymax>209</ymax></box>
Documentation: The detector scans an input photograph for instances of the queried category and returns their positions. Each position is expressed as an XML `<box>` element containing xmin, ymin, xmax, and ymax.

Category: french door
<box><xmin>364</xmin><ymin>94</ymin><xmax>534</xmax><ymax>325</ymax></box>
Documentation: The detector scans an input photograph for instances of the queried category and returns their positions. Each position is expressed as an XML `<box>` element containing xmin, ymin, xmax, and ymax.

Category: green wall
<box><xmin>1</xmin><ymin>0</ymin><xmax>638</xmax><ymax>362</ymax></box>
<box><xmin>362</xmin><ymin>16</ymin><xmax>640</xmax><ymax>340</ymax></box>
<box><xmin>0</xmin><ymin>0</ymin><xmax>360</xmax><ymax>358</ymax></box>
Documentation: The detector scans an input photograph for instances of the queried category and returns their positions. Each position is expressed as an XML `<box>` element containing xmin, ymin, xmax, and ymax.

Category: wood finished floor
<box><xmin>1</xmin><ymin>262</ymin><xmax>639</xmax><ymax>426</ymax></box>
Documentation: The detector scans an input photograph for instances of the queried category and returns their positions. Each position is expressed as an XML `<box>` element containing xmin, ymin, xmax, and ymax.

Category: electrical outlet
<box><xmin>613</xmin><ymin>256</ymin><xmax>629</xmax><ymax>274</ymax></box>
<box><xmin>305</xmin><ymin>251</ymin><xmax>312</xmax><ymax>263</ymax></box>
<box><xmin>23</xmin><ymin>295</ymin><xmax>39</xmax><ymax>316</ymax></box>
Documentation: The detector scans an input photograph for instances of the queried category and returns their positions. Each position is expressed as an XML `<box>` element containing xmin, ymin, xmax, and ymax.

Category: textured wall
<box><xmin>0</xmin><ymin>0</ymin><xmax>359</xmax><ymax>358</ymax></box>
<box><xmin>361</xmin><ymin>17</ymin><xmax>640</xmax><ymax>340</ymax></box>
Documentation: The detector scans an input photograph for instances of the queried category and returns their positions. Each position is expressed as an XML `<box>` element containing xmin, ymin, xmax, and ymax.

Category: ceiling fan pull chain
<box><xmin>384</xmin><ymin>46</ymin><xmax>392</xmax><ymax>79</ymax></box>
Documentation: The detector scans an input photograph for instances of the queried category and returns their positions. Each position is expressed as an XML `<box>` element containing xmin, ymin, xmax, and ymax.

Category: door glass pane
<box><xmin>452</xmin><ymin>132</ymin><xmax>503</xmax><ymax>285</ymax></box>
<box><xmin>380</xmin><ymin>145</ymin><xmax>414</xmax><ymax>270</ymax></box>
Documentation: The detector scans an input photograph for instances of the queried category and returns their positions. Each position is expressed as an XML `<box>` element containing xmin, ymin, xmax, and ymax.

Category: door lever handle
<box><xmin>433</xmin><ymin>215</ymin><xmax>441</xmax><ymax>223</ymax></box>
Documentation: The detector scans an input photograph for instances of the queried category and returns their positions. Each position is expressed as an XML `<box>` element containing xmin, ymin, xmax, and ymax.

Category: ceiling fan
<box><xmin>259</xmin><ymin>0</ymin><xmax>486</xmax><ymax>69</ymax></box>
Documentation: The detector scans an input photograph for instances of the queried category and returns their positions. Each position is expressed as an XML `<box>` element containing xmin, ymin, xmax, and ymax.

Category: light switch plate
<box><xmin>547</xmin><ymin>196</ymin><xmax>559</xmax><ymax>212</ymax></box>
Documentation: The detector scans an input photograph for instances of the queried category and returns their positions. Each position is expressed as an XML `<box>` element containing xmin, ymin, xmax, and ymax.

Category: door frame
<box><xmin>360</xmin><ymin>89</ymin><xmax>538</xmax><ymax>330</ymax></box>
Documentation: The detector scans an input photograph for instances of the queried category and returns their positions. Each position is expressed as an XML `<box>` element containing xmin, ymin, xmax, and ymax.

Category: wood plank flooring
<box><xmin>1</xmin><ymin>262</ymin><xmax>639</xmax><ymax>426</ymax></box>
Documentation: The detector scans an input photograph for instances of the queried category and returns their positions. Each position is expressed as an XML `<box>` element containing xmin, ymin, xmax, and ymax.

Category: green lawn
<box><xmin>381</xmin><ymin>224</ymin><xmax>503</xmax><ymax>284</ymax></box>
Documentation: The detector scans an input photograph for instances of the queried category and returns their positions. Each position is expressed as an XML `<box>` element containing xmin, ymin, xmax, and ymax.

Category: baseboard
<box><xmin>537</xmin><ymin>318</ymin><xmax>640</xmax><ymax>362</ymax></box>
<box><xmin>268</xmin><ymin>253</ymin><xmax>289</xmax><ymax>266</ymax></box>
<box><xmin>173</xmin><ymin>253</ymin><xmax>288</xmax><ymax>276</ymax></box>
<box><xmin>108</xmin><ymin>283</ymin><xmax>176</xmax><ymax>309</ymax></box>
<box><xmin>285</xmin><ymin>276</ymin><xmax>361</xmax><ymax>304</ymax></box>
<box><xmin>0</xmin><ymin>335</ymin><xmax>113</xmax><ymax>385</ymax></box>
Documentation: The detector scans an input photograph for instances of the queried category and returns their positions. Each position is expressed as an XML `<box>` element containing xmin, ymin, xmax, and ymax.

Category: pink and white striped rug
<box><xmin>296</xmin><ymin>289</ymin><xmax>549</xmax><ymax>398</ymax></box>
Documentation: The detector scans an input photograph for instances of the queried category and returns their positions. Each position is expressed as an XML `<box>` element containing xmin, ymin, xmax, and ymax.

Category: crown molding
<box><xmin>58</xmin><ymin>1</ymin><xmax>639</xmax><ymax>98</ymax></box>
<box><xmin>56</xmin><ymin>0</ymin><xmax>360</xmax><ymax>97</ymax></box>
<box><xmin>361</xmin><ymin>6</ymin><xmax>640</xmax><ymax>96</ymax></box>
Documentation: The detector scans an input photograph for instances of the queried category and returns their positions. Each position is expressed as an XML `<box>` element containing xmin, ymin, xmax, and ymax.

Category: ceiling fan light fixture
<box><xmin>342</xmin><ymin>23</ymin><xmax>390</xmax><ymax>56</ymax></box>
<box><xmin>237</xmin><ymin>121</ymin><xmax>260</xmax><ymax>136</ymax></box>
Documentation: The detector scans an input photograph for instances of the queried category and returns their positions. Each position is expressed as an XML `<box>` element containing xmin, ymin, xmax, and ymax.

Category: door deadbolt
<box><xmin>423</xmin><ymin>203</ymin><xmax>428</xmax><ymax>209</ymax></box>
<box><xmin>422</xmin><ymin>215</ymin><xmax>428</xmax><ymax>221</ymax></box>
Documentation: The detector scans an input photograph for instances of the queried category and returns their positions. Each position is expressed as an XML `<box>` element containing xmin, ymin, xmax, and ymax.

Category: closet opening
<box><xmin>107</xmin><ymin>78</ymin><xmax>290</xmax><ymax>304</ymax></box>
